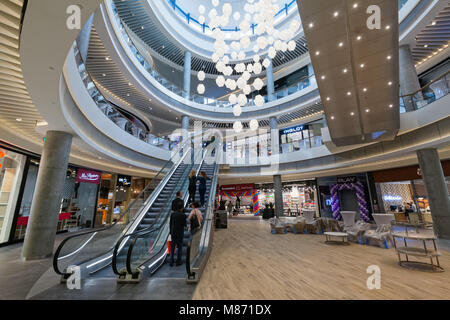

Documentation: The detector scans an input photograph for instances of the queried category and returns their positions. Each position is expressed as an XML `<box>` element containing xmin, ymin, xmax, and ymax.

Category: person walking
<box><xmin>227</xmin><ymin>200</ymin><xmax>233</xmax><ymax>217</ymax></box>
<box><xmin>188</xmin><ymin>202</ymin><xmax>203</xmax><ymax>235</ymax></box>
<box><xmin>170</xmin><ymin>190</ymin><xmax>186</xmax><ymax>267</ymax></box>
<box><xmin>188</xmin><ymin>170</ymin><xmax>197</xmax><ymax>205</ymax></box>
<box><xmin>236</xmin><ymin>195</ymin><xmax>241</xmax><ymax>209</ymax></box>
<box><xmin>197</xmin><ymin>171</ymin><xmax>211</xmax><ymax>207</ymax></box>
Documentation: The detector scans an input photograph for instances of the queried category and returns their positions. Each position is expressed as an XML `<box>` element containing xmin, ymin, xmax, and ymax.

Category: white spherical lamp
<box><xmin>197</xmin><ymin>84</ymin><xmax>205</xmax><ymax>94</ymax></box>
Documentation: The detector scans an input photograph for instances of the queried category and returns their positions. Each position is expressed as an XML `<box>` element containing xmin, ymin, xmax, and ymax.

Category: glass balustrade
<box><xmin>109</xmin><ymin>1</ymin><xmax>317</xmax><ymax>110</ymax></box>
<box><xmin>73</xmin><ymin>42</ymin><xmax>178</xmax><ymax>151</ymax></box>
<box><xmin>400</xmin><ymin>71</ymin><xmax>450</xmax><ymax>113</ymax></box>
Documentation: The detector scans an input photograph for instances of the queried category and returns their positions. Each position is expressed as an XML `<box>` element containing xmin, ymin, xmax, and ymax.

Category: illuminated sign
<box><xmin>383</xmin><ymin>195</ymin><xmax>402</xmax><ymax>202</ymax></box>
<box><xmin>280</xmin><ymin>125</ymin><xmax>307</xmax><ymax>135</ymax></box>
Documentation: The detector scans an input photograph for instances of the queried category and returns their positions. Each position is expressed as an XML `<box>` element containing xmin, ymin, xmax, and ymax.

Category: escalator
<box><xmin>111</xmin><ymin>144</ymin><xmax>219</xmax><ymax>282</ymax></box>
<box><xmin>53</xmin><ymin>138</ymin><xmax>197</xmax><ymax>279</ymax></box>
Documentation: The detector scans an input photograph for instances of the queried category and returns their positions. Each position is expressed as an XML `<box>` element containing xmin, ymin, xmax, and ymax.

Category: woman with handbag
<box><xmin>188</xmin><ymin>202</ymin><xmax>203</xmax><ymax>235</ymax></box>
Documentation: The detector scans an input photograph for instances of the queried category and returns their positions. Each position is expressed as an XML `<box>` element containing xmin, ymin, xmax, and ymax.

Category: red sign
<box><xmin>59</xmin><ymin>212</ymin><xmax>72</xmax><ymax>221</ymax></box>
<box><xmin>76</xmin><ymin>169</ymin><xmax>101</xmax><ymax>184</ymax></box>
<box><xmin>220</xmin><ymin>184</ymin><xmax>255</xmax><ymax>192</ymax></box>
<box><xmin>17</xmin><ymin>216</ymin><xmax>29</xmax><ymax>226</ymax></box>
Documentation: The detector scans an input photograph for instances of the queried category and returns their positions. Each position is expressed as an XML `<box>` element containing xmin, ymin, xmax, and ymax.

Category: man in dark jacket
<box><xmin>170</xmin><ymin>191</ymin><xmax>186</xmax><ymax>266</ymax></box>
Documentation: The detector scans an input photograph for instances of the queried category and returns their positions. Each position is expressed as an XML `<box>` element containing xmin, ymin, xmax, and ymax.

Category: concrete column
<box><xmin>22</xmin><ymin>131</ymin><xmax>73</xmax><ymax>260</ymax></box>
<box><xmin>181</xmin><ymin>115</ymin><xmax>190</xmax><ymax>131</ymax></box>
<box><xmin>269</xmin><ymin>116</ymin><xmax>279</xmax><ymax>155</ymax></box>
<box><xmin>273</xmin><ymin>175</ymin><xmax>284</xmax><ymax>217</ymax></box>
<box><xmin>399</xmin><ymin>45</ymin><xmax>422</xmax><ymax>111</ymax></box>
<box><xmin>266</xmin><ymin>57</ymin><xmax>275</xmax><ymax>102</ymax></box>
<box><xmin>416</xmin><ymin>149</ymin><xmax>450</xmax><ymax>239</ymax></box>
<box><xmin>183</xmin><ymin>51</ymin><xmax>192</xmax><ymax>99</ymax></box>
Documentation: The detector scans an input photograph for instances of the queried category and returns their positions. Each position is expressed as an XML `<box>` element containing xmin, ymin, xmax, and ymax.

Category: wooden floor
<box><xmin>193</xmin><ymin>219</ymin><xmax>450</xmax><ymax>300</ymax></box>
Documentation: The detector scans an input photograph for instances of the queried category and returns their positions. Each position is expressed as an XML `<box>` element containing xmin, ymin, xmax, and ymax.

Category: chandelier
<box><xmin>196</xmin><ymin>0</ymin><xmax>300</xmax><ymax>132</ymax></box>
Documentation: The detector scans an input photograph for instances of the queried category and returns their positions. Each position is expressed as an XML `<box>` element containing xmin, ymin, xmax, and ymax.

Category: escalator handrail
<box><xmin>186</xmin><ymin>159</ymin><xmax>220</xmax><ymax>280</ymax></box>
<box><xmin>111</xmin><ymin>145</ymin><xmax>200</xmax><ymax>275</ymax></box>
<box><xmin>53</xmin><ymin>136</ymin><xmax>193</xmax><ymax>275</ymax></box>
<box><xmin>122</xmin><ymin>143</ymin><xmax>216</xmax><ymax>275</ymax></box>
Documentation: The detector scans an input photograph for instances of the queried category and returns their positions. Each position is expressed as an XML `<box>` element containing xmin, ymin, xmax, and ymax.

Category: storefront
<box><xmin>371</xmin><ymin>161</ymin><xmax>450</xmax><ymax>224</ymax></box>
<box><xmin>279</xmin><ymin>120</ymin><xmax>324</xmax><ymax>154</ymax></box>
<box><xmin>219</xmin><ymin>184</ymin><xmax>260</xmax><ymax>216</ymax></box>
<box><xmin>256</xmin><ymin>180</ymin><xmax>318</xmax><ymax>216</ymax></box>
<box><xmin>317</xmin><ymin>174</ymin><xmax>373</xmax><ymax>222</ymax></box>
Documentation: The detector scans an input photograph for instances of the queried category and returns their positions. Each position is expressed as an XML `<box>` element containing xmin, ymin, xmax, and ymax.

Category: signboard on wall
<box><xmin>280</xmin><ymin>124</ymin><xmax>308</xmax><ymax>135</ymax></box>
<box><xmin>220</xmin><ymin>184</ymin><xmax>255</xmax><ymax>192</ymax></box>
<box><xmin>337</xmin><ymin>176</ymin><xmax>357</xmax><ymax>184</ymax></box>
<box><xmin>76</xmin><ymin>169</ymin><xmax>101</xmax><ymax>184</ymax></box>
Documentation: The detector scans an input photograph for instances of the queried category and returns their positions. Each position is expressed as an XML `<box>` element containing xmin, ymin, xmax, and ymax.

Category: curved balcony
<box><xmin>74</xmin><ymin>42</ymin><xmax>179</xmax><ymax>151</ymax></box>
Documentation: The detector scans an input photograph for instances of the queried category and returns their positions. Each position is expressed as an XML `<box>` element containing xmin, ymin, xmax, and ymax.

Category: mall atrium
<box><xmin>0</xmin><ymin>0</ymin><xmax>449</xmax><ymax>302</ymax></box>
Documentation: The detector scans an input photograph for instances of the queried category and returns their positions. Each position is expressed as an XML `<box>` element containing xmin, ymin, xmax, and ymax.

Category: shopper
<box><xmin>227</xmin><ymin>201</ymin><xmax>233</xmax><ymax>217</ymax></box>
<box><xmin>236</xmin><ymin>195</ymin><xmax>241</xmax><ymax>209</ymax></box>
<box><xmin>188</xmin><ymin>170</ymin><xmax>197</xmax><ymax>205</ymax></box>
<box><xmin>169</xmin><ymin>190</ymin><xmax>186</xmax><ymax>267</ymax></box>
<box><xmin>188</xmin><ymin>202</ymin><xmax>203</xmax><ymax>234</ymax></box>
<box><xmin>197</xmin><ymin>171</ymin><xmax>211</xmax><ymax>207</ymax></box>
<box><xmin>171</xmin><ymin>190</ymin><xmax>185</xmax><ymax>213</ymax></box>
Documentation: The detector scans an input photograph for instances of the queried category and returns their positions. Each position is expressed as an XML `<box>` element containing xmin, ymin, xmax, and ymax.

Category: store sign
<box><xmin>280</xmin><ymin>125</ymin><xmax>308</xmax><ymax>135</ymax></box>
<box><xmin>221</xmin><ymin>184</ymin><xmax>254</xmax><ymax>192</ymax></box>
<box><xmin>383</xmin><ymin>195</ymin><xmax>403</xmax><ymax>202</ymax></box>
<box><xmin>337</xmin><ymin>176</ymin><xmax>357</xmax><ymax>184</ymax></box>
<box><xmin>76</xmin><ymin>169</ymin><xmax>101</xmax><ymax>184</ymax></box>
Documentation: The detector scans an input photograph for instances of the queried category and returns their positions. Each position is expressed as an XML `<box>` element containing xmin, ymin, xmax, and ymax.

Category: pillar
<box><xmin>399</xmin><ymin>45</ymin><xmax>422</xmax><ymax>111</ymax></box>
<box><xmin>416</xmin><ymin>149</ymin><xmax>450</xmax><ymax>239</ymax></box>
<box><xmin>269</xmin><ymin>116</ymin><xmax>279</xmax><ymax>155</ymax></box>
<box><xmin>183</xmin><ymin>51</ymin><xmax>192</xmax><ymax>99</ymax></box>
<box><xmin>273</xmin><ymin>175</ymin><xmax>284</xmax><ymax>217</ymax></box>
<box><xmin>181</xmin><ymin>115</ymin><xmax>190</xmax><ymax>132</ymax></box>
<box><xmin>266</xmin><ymin>57</ymin><xmax>275</xmax><ymax>102</ymax></box>
<box><xmin>22</xmin><ymin>131</ymin><xmax>73</xmax><ymax>260</ymax></box>
<box><xmin>76</xmin><ymin>13</ymin><xmax>94</xmax><ymax>62</ymax></box>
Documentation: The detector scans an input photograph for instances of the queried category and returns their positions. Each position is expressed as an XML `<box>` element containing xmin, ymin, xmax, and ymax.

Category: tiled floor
<box><xmin>0</xmin><ymin>236</ymin><xmax>195</xmax><ymax>300</ymax></box>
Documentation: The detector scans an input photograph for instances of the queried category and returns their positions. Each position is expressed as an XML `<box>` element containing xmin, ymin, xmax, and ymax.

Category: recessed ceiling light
<box><xmin>388</xmin><ymin>81</ymin><xmax>393</xmax><ymax>86</ymax></box>
<box><xmin>321</xmin><ymin>75</ymin><xmax>326</xmax><ymax>80</ymax></box>
<box><xmin>333</xmin><ymin>11</ymin><xmax>339</xmax><ymax>17</ymax></box>
<box><xmin>365</xmin><ymin>109</ymin><xmax>370</xmax><ymax>113</ymax></box>
<box><xmin>350</xmin><ymin>112</ymin><xmax>355</xmax><ymax>116</ymax></box>
<box><xmin>424</xmin><ymin>45</ymin><xmax>428</xmax><ymax>48</ymax></box>
<box><xmin>363</xmin><ymin>88</ymin><xmax>367</xmax><ymax>92</ymax></box>
<box><xmin>330</xmin><ymin>116</ymin><xmax>335</xmax><ymax>120</ymax></box>
<box><xmin>105</xmin><ymin>57</ymin><xmax>110</xmax><ymax>61</ymax></box>
<box><xmin>385</xmin><ymin>25</ymin><xmax>391</xmax><ymax>30</ymax></box>
<box><xmin>102</xmin><ymin>73</ymin><xmax>106</xmax><ymax>77</ymax></box>
<box><xmin>431</xmin><ymin>21</ymin><xmax>436</xmax><ymax>26</ymax></box>
<box><xmin>353</xmin><ymin>3</ymin><xmax>358</xmax><ymax>8</ymax></box>
<box><xmin>309</xmin><ymin>22</ymin><xmax>314</xmax><ymax>28</ymax></box>
<box><xmin>315</xmin><ymin>51</ymin><xmax>320</xmax><ymax>56</ymax></box>
<box><xmin>360</xmin><ymin>63</ymin><xmax>365</xmax><ymax>68</ymax></box>
<box><xmin>127</xmin><ymin>93</ymin><xmax>130</xmax><ymax>96</ymax></box>
<box><xmin>356</xmin><ymin>35</ymin><xmax>362</xmax><ymax>41</ymax></box>
<box><xmin>343</xmin><ymin>68</ymin><xmax>348</xmax><ymax>73</ymax></box>
<box><xmin>141</xmin><ymin>26</ymin><xmax>144</xmax><ymax>29</ymax></box>
<box><xmin>338</xmin><ymin>42</ymin><xmax>344</xmax><ymax>47</ymax></box>
<box><xmin>387</xmin><ymin>55</ymin><xmax>392</xmax><ymax>60</ymax></box>
<box><xmin>16</xmin><ymin>118</ymin><xmax>22</xmax><ymax>122</ymax></box>
<box><xmin>347</xmin><ymin>91</ymin><xmax>352</xmax><ymax>96</ymax></box>
<box><xmin>326</xmin><ymin>97</ymin><xmax>331</xmax><ymax>101</ymax></box>
<box><xmin>389</xmin><ymin>104</ymin><xmax>393</xmax><ymax>108</ymax></box>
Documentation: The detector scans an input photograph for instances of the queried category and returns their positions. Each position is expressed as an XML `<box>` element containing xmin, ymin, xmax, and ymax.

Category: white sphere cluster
<box><xmin>193</xmin><ymin>0</ymin><xmax>302</xmax><ymax>132</ymax></box>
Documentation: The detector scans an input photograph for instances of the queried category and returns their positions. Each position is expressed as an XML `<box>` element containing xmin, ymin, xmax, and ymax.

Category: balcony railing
<box><xmin>73</xmin><ymin>42</ymin><xmax>178</xmax><ymax>151</ymax></box>
<box><xmin>109</xmin><ymin>0</ymin><xmax>317</xmax><ymax>110</ymax></box>
<box><xmin>400</xmin><ymin>71</ymin><xmax>450</xmax><ymax>113</ymax></box>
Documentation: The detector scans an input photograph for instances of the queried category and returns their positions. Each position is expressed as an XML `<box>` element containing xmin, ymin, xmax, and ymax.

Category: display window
<box><xmin>0</xmin><ymin>148</ymin><xmax>26</xmax><ymax>244</ymax></box>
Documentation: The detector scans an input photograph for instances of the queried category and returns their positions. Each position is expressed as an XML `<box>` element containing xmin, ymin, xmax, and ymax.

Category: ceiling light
<box><xmin>424</xmin><ymin>45</ymin><xmax>428</xmax><ymax>48</ymax></box>
<box><xmin>385</xmin><ymin>25</ymin><xmax>390</xmax><ymax>30</ymax></box>
<box><xmin>326</xmin><ymin>97</ymin><xmax>331</xmax><ymax>101</ymax></box>
<box><xmin>315</xmin><ymin>51</ymin><xmax>320</xmax><ymax>56</ymax></box>
<box><xmin>321</xmin><ymin>75</ymin><xmax>326</xmax><ymax>80</ymax></box>
<box><xmin>330</xmin><ymin>116</ymin><xmax>335</xmax><ymax>120</ymax></box>
<box><xmin>350</xmin><ymin>112</ymin><xmax>355</xmax><ymax>116</ymax></box>
<box><xmin>363</xmin><ymin>88</ymin><xmax>367</xmax><ymax>92</ymax></box>
<box><xmin>365</xmin><ymin>109</ymin><xmax>370</xmax><ymax>113</ymax></box>
<box><xmin>356</xmin><ymin>35</ymin><xmax>362</xmax><ymax>41</ymax></box>
<box><xmin>353</xmin><ymin>3</ymin><xmax>358</xmax><ymax>8</ymax></box>
<box><xmin>387</xmin><ymin>55</ymin><xmax>392</xmax><ymax>60</ymax></box>
<box><xmin>388</xmin><ymin>81</ymin><xmax>393</xmax><ymax>86</ymax></box>
<box><xmin>16</xmin><ymin>118</ymin><xmax>22</xmax><ymax>122</ymax></box>
<box><xmin>431</xmin><ymin>21</ymin><xmax>436</xmax><ymax>26</ymax></box>
<box><xmin>338</xmin><ymin>42</ymin><xmax>344</xmax><ymax>47</ymax></box>
<box><xmin>389</xmin><ymin>104</ymin><xmax>393</xmax><ymax>108</ymax></box>
<box><xmin>309</xmin><ymin>22</ymin><xmax>314</xmax><ymax>28</ymax></box>
<box><xmin>347</xmin><ymin>91</ymin><xmax>351</xmax><ymax>96</ymax></box>
<box><xmin>333</xmin><ymin>11</ymin><xmax>339</xmax><ymax>17</ymax></box>
<box><xmin>105</xmin><ymin>57</ymin><xmax>110</xmax><ymax>61</ymax></box>
<box><xmin>102</xmin><ymin>73</ymin><xmax>106</xmax><ymax>77</ymax></box>
<box><xmin>360</xmin><ymin>63</ymin><xmax>365</xmax><ymax>68</ymax></box>
<box><xmin>343</xmin><ymin>68</ymin><xmax>348</xmax><ymax>73</ymax></box>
